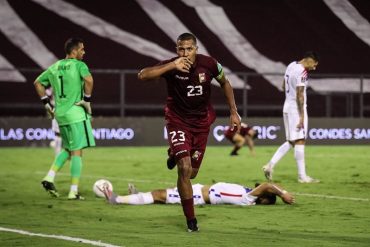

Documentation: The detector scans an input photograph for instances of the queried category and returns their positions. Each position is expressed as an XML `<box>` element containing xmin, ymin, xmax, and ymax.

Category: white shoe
<box><xmin>298</xmin><ymin>176</ymin><xmax>320</xmax><ymax>183</ymax></box>
<box><xmin>262</xmin><ymin>165</ymin><xmax>273</xmax><ymax>181</ymax></box>
<box><xmin>128</xmin><ymin>183</ymin><xmax>138</xmax><ymax>194</ymax></box>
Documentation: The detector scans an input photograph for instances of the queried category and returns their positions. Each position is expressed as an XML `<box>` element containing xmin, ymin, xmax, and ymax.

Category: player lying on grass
<box><xmin>101</xmin><ymin>181</ymin><xmax>294</xmax><ymax>206</ymax></box>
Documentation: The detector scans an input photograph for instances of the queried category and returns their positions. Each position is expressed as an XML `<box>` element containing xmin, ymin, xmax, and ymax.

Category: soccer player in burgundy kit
<box><xmin>138</xmin><ymin>33</ymin><xmax>241</xmax><ymax>232</ymax></box>
<box><xmin>224</xmin><ymin>123</ymin><xmax>258</xmax><ymax>156</ymax></box>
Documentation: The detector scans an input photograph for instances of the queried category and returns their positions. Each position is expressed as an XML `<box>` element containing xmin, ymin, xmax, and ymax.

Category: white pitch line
<box><xmin>294</xmin><ymin>192</ymin><xmax>369</xmax><ymax>202</ymax></box>
<box><xmin>0</xmin><ymin>227</ymin><xmax>122</xmax><ymax>247</ymax></box>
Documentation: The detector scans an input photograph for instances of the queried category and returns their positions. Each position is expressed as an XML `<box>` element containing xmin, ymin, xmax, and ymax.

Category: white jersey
<box><xmin>283</xmin><ymin>62</ymin><xmax>308</xmax><ymax>113</ymax></box>
<box><xmin>209</xmin><ymin>182</ymin><xmax>257</xmax><ymax>206</ymax></box>
<box><xmin>166</xmin><ymin>184</ymin><xmax>206</xmax><ymax>205</ymax></box>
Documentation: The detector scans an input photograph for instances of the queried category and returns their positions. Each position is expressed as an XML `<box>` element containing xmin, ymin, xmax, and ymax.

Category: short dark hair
<box><xmin>255</xmin><ymin>193</ymin><xmax>277</xmax><ymax>205</ymax></box>
<box><xmin>177</xmin><ymin>33</ymin><xmax>197</xmax><ymax>44</ymax></box>
<box><xmin>64</xmin><ymin>38</ymin><xmax>84</xmax><ymax>54</ymax></box>
<box><xmin>303</xmin><ymin>51</ymin><xmax>319</xmax><ymax>62</ymax></box>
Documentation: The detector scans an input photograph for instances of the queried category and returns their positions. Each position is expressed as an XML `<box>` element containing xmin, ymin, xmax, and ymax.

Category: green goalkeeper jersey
<box><xmin>37</xmin><ymin>58</ymin><xmax>91</xmax><ymax>126</ymax></box>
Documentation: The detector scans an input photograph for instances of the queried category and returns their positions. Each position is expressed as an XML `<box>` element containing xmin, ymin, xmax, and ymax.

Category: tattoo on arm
<box><xmin>296</xmin><ymin>86</ymin><xmax>305</xmax><ymax>116</ymax></box>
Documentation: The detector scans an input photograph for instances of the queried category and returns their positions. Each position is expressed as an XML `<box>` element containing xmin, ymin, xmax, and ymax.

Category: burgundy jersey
<box><xmin>224</xmin><ymin>124</ymin><xmax>251</xmax><ymax>140</ymax></box>
<box><xmin>160</xmin><ymin>54</ymin><xmax>221</xmax><ymax>130</ymax></box>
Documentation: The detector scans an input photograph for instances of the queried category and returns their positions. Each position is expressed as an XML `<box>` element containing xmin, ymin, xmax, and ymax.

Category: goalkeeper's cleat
<box><xmin>298</xmin><ymin>176</ymin><xmax>320</xmax><ymax>183</ymax></box>
<box><xmin>101</xmin><ymin>184</ymin><xmax>118</xmax><ymax>204</ymax></box>
<box><xmin>41</xmin><ymin>180</ymin><xmax>59</xmax><ymax>198</ymax></box>
<box><xmin>262</xmin><ymin>165</ymin><xmax>273</xmax><ymax>181</ymax></box>
<box><xmin>166</xmin><ymin>148</ymin><xmax>176</xmax><ymax>170</ymax></box>
<box><xmin>68</xmin><ymin>191</ymin><xmax>85</xmax><ymax>200</ymax></box>
<box><xmin>128</xmin><ymin>183</ymin><xmax>138</xmax><ymax>194</ymax></box>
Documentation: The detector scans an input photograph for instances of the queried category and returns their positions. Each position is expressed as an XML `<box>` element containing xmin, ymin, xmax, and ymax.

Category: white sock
<box><xmin>117</xmin><ymin>192</ymin><xmax>154</xmax><ymax>205</ymax></box>
<box><xmin>269</xmin><ymin>141</ymin><xmax>291</xmax><ymax>169</ymax></box>
<box><xmin>45</xmin><ymin>170</ymin><xmax>56</xmax><ymax>182</ymax></box>
<box><xmin>294</xmin><ymin>145</ymin><xmax>306</xmax><ymax>179</ymax></box>
<box><xmin>70</xmin><ymin>185</ymin><xmax>78</xmax><ymax>193</ymax></box>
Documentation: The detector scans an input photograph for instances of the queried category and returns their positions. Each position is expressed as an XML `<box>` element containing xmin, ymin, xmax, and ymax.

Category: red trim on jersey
<box><xmin>301</xmin><ymin>70</ymin><xmax>308</xmax><ymax>77</ymax></box>
<box><xmin>220</xmin><ymin>192</ymin><xmax>242</xmax><ymax>197</ymax></box>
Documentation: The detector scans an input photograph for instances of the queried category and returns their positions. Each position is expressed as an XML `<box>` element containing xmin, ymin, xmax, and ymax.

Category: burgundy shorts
<box><xmin>224</xmin><ymin>128</ymin><xmax>236</xmax><ymax>142</ymax></box>
<box><xmin>166</xmin><ymin>122</ymin><xmax>209</xmax><ymax>169</ymax></box>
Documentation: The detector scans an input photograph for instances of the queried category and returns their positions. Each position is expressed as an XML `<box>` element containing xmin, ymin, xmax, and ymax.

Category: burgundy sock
<box><xmin>181</xmin><ymin>198</ymin><xmax>195</xmax><ymax>220</ymax></box>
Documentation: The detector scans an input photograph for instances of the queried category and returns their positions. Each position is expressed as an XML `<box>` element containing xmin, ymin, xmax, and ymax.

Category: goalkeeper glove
<box><xmin>75</xmin><ymin>95</ymin><xmax>92</xmax><ymax>115</ymax></box>
<box><xmin>41</xmin><ymin>96</ymin><xmax>54</xmax><ymax>119</ymax></box>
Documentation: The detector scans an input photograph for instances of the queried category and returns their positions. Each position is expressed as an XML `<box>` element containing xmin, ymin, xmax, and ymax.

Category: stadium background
<box><xmin>0</xmin><ymin>0</ymin><xmax>369</xmax><ymax>146</ymax></box>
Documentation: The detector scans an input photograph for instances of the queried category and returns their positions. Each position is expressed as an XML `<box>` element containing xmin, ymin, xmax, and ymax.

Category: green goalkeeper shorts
<box><xmin>59</xmin><ymin>120</ymin><xmax>96</xmax><ymax>151</ymax></box>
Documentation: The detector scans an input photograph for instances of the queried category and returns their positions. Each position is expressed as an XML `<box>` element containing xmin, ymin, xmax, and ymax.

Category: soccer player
<box><xmin>101</xmin><ymin>181</ymin><xmax>295</xmax><ymax>208</ymax></box>
<box><xmin>263</xmin><ymin>52</ymin><xmax>320</xmax><ymax>183</ymax></box>
<box><xmin>224</xmin><ymin>122</ymin><xmax>258</xmax><ymax>156</ymax></box>
<box><xmin>138</xmin><ymin>33</ymin><xmax>241</xmax><ymax>232</ymax></box>
<box><xmin>34</xmin><ymin>37</ymin><xmax>95</xmax><ymax>200</ymax></box>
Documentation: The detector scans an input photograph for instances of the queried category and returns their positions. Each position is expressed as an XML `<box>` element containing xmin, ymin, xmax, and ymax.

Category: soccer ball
<box><xmin>93</xmin><ymin>179</ymin><xmax>113</xmax><ymax>198</ymax></box>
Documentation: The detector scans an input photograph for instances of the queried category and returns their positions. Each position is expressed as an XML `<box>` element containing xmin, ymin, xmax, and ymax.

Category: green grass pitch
<box><xmin>1</xmin><ymin>146</ymin><xmax>369</xmax><ymax>246</ymax></box>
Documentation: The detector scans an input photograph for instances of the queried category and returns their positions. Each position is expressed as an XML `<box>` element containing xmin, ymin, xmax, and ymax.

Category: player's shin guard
<box><xmin>181</xmin><ymin>198</ymin><xmax>195</xmax><ymax>220</ymax></box>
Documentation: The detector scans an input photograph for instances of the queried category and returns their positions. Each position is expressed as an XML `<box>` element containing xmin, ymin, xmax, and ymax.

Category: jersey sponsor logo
<box><xmin>175</xmin><ymin>74</ymin><xmax>189</xmax><ymax>80</ymax></box>
<box><xmin>198</xmin><ymin>73</ymin><xmax>206</xmax><ymax>83</ymax></box>
<box><xmin>213</xmin><ymin>125</ymin><xmax>279</xmax><ymax>141</ymax></box>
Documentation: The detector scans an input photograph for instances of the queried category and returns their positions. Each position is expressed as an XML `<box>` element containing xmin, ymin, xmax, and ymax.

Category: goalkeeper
<box><xmin>34</xmin><ymin>37</ymin><xmax>95</xmax><ymax>200</ymax></box>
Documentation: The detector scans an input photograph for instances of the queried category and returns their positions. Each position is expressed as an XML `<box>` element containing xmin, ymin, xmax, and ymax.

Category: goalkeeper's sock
<box><xmin>70</xmin><ymin>155</ymin><xmax>82</xmax><ymax>193</ymax></box>
<box><xmin>43</xmin><ymin>149</ymin><xmax>69</xmax><ymax>182</ymax></box>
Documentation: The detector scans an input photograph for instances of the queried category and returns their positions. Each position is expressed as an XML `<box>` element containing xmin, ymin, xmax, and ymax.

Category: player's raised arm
<box><xmin>216</xmin><ymin>73</ymin><xmax>241</xmax><ymax>132</ymax></box>
<box><xmin>250</xmin><ymin>182</ymin><xmax>295</xmax><ymax>204</ymax></box>
<box><xmin>138</xmin><ymin>57</ymin><xmax>193</xmax><ymax>81</ymax></box>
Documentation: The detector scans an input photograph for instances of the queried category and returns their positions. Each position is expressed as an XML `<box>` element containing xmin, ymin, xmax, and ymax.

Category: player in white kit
<box><xmin>263</xmin><ymin>51</ymin><xmax>320</xmax><ymax>183</ymax></box>
<box><xmin>101</xmin><ymin>181</ymin><xmax>294</xmax><ymax>206</ymax></box>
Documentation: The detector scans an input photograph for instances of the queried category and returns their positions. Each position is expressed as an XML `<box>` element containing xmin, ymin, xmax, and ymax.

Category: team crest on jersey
<box><xmin>192</xmin><ymin>151</ymin><xmax>202</xmax><ymax>161</ymax></box>
<box><xmin>198</xmin><ymin>73</ymin><xmax>206</xmax><ymax>83</ymax></box>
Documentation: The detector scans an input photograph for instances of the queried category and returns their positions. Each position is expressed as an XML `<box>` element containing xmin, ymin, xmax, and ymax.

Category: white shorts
<box><xmin>283</xmin><ymin>110</ymin><xmax>308</xmax><ymax>141</ymax></box>
<box><xmin>166</xmin><ymin>184</ymin><xmax>206</xmax><ymax>205</ymax></box>
<box><xmin>208</xmin><ymin>182</ymin><xmax>257</xmax><ymax>206</ymax></box>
